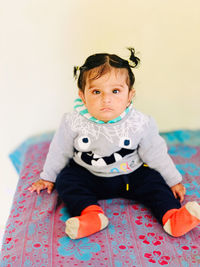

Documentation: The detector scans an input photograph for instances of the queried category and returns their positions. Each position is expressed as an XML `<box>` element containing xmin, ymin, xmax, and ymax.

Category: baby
<box><xmin>28</xmin><ymin>48</ymin><xmax>200</xmax><ymax>239</ymax></box>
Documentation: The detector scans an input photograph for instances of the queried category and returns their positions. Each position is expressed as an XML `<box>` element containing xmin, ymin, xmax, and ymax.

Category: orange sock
<box><xmin>162</xmin><ymin>201</ymin><xmax>200</xmax><ymax>237</ymax></box>
<box><xmin>65</xmin><ymin>205</ymin><xmax>109</xmax><ymax>239</ymax></box>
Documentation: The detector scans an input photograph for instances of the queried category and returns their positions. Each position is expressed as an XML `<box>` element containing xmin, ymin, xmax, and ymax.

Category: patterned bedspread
<box><xmin>0</xmin><ymin>130</ymin><xmax>200</xmax><ymax>267</ymax></box>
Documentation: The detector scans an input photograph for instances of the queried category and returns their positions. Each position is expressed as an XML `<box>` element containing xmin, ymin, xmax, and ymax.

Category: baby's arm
<box><xmin>28</xmin><ymin>179</ymin><xmax>54</xmax><ymax>195</ymax></box>
<box><xmin>28</xmin><ymin>113</ymin><xmax>74</xmax><ymax>196</ymax></box>
<box><xmin>39</xmin><ymin>113</ymin><xmax>74</xmax><ymax>183</ymax></box>
<box><xmin>28</xmin><ymin>114</ymin><xmax>74</xmax><ymax>195</ymax></box>
<box><xmin>138</xmin><ymin>116</ymin><xmax>182</xmax><ymax>187</ymax></box>
<box><xmin>170</xmin><ymin>182</ymin><xmax>186</xmax><ymax>203</ymax></box>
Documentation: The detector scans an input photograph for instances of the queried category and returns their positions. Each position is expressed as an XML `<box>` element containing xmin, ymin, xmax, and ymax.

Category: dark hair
<box><xmin>74</xmin><ymin>47</ymin><xmax>140</xmax><ymax>92</ymax></box>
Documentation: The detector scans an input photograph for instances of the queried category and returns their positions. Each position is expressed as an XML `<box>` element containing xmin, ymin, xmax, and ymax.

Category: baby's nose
<box><xmin>102</xmin><ymin>93</ymin><xmax>111</xmax><ymax>103</ymax></box>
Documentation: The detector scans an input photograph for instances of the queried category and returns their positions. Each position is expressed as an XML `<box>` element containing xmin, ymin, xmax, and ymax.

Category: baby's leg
<box><xmin>126</xmin><ymin>165</ymin><xmax>200</xmax><ymax>236</ymax></box>
<box><xmin>162</xmin><ymin>201</ymin><xmax>200</xmax><ymax>237</ymax></box>
<box><xmin>55</xmin><ymin>160</ymin><xmax>109</xmax><ymax>239</ymax></box>
<box><xmin>128</xmin><ymin>165</ymin><xmax>200</xmax><ymax>237</ymax></box>
<box><xmin>65</xmin><ymin>205</ymin><xmax>109</xmax><ymax>239</ymax></box>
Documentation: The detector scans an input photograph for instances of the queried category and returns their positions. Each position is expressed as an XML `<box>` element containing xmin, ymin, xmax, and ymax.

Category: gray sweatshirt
<box><xmin>40</xmin><ymin>108</ymin><xmax>182</xmax><ymax>187</ymax></box>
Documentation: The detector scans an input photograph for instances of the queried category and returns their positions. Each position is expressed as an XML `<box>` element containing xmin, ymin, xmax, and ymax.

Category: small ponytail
<box><xmin>73</xmin><ymin>66</ymin><xmax>80</xmax><ymax>79</ymax></box>
<box><xmin>127</xmin><ymin>47</ymin><xmax>140</xmax><ymax>68</ymax></box>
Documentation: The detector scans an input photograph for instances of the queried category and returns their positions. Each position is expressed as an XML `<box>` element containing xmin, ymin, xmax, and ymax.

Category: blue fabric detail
<box><xmin>124</xmin><ymin>140</ymin><xmax>130</xmax><ymax>146</ymax></box>
<box><xmin>74</xmin><ymin>98</ymin><xmax>82</xmax><ymax>102</ymax></box>
<box><xmin>108</xmin><ymin>116</ymin><xmax>122</xmax><ymax>123</ymax></box>
<box><xmin>58</xmin><ymin>236</ymin><xmax>101</xmax><ymax>261</ymax></box>
<box><xmin>9</xmin><ymin>132</ymin><xmax>54</xmax><ymax>174</ymax></box>
<box><xmin>90</xmin><ymin>117</ymin><xmax>105</xmax><ymax>124</ymax></box>
<box><xmin>74</xmin><ymin>104</ymin><xmax>84</xmax><ymax>109</ymax></box>
<box><xmin>80</xmin><ymin>109</ymin><xmax>89</xmax><ymax>115</ymax></box>
<box><xmin>160</xmin><ymin>130</ymin><xmax>200</xmax><ymax>146</ymax></box>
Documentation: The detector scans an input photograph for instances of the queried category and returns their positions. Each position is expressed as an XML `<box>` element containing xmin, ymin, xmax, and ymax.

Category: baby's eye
<box><xmin>113</xmin><ymin>89</ymin><xmax>120</xmax><ymax>94</ymax></box>
<box><xmin>92</xmin><ymin>90</ymin><xmax>101</xmax><ymax>95</ymax></box>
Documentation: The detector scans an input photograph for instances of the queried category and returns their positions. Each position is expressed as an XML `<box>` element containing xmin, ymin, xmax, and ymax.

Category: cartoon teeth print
<box><xmin>74</xmin><ymin>148</ymin><xmax>136</xmax><ymax>167</ymax></box>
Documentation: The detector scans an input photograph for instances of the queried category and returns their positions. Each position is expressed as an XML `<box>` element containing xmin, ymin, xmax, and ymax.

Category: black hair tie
<box><xmin>127</xmin><ymin>47</ymin><xmax>140</xmax><ymax>68</ymax></box>
<box><xmin>73</xmin><ymin>66</ymin><xmax>80</xmax><ymax>79</ymax></box>
<box><xmin>74</xmin><ymin>65</ymin><xmax>88</xmax><ymax>79</ymax></box>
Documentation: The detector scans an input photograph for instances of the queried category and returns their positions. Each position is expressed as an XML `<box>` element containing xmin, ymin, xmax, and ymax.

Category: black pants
<box><xmin>55</xmin><ymin>160</ymin><xmax>181</xmax><ymax>224</ymax></box>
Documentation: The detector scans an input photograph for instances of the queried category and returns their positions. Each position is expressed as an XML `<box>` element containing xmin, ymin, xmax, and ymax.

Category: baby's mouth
<box><xmin>100</xmin><ymin>107</ymin><xmax>113</xmax><ymax>111</ymax></box>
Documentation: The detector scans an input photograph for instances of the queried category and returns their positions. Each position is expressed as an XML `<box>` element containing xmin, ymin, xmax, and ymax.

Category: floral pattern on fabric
<box><xmin>1</xmin><ymin>130</ymin><xmax>200</xmax><ymax>266</ymax></box>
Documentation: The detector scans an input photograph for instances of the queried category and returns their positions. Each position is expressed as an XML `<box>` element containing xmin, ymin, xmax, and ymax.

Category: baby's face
<box><xmin>79</xmin><ymin>68</ymin><xmax>134</xmax><ymax>122</ymax></box>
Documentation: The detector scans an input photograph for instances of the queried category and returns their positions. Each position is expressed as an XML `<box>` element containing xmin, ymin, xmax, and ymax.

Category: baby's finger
<box><xmin>28</xmin><ymin>185</ymin><xmax>37</xmax><ymax>193</ymax></box>
<box><xmin>179</xmin><ymin>192</ymin><xmax>184</xmax><ymax>202</ymax></box>
<box><xmin>183</xmin><ymin>186</ymin><xmax>186</xmax><ymax>194</ymax></box>
<box><xmin>172</xmin><ymin>191</ymin><xmax>177</xmax><ymax>199</ymax></box>
<box><xmin>47</xmin><ymin>184</ymin><xmax>54</xmax><ymax>194</ymax></box>
<box><xmin>178</xmin><ymin>190</ymin><xmax>185</xmax><ymax>202</ymax></box>
<box><xmin>36</xmin><ymin>186</ymin><xmax>44</xmax><ymax>195</ymax></box>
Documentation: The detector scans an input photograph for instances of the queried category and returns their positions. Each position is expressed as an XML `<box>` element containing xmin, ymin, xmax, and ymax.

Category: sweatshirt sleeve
<box><xmin>138</xmin><ymin>116</ymin><xmax>182</xmax><ymax>187</ymax></box>
<box><xmin>40</xmin><ymin>113</ymin><xmax>75</xmax><ymax>183</ymax></box>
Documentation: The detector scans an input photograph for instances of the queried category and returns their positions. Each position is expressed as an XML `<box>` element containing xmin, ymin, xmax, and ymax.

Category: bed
<box><xmin>0</xmin><ymin>130</ymin><xmax>200</xmax><ymax>267</ymax></box>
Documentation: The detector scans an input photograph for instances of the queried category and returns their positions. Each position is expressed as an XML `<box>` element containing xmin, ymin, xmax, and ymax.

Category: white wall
<box><xmin>1</xmin><ymin>0</ymin><xmax>200</xmax><ymax>227</ymax></box>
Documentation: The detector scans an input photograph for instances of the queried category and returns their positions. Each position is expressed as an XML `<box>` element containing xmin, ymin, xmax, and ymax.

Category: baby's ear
<box><xmin>78</xmin><ymin>90</ymin><xmax>86</xmax><ymax>104</ymax></box>
<box><xmin>128</xmin><ymin>88</ymin><xmax>135</xmax><ymax>103</ymax></box>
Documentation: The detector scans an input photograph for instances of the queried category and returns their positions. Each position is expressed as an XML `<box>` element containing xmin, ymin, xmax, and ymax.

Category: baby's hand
<box><xmin>170</xmin><ymin>182</ymin><xmax>186</xmax><ymax>203</ymax></box>
<box><xmin>28</xmin><ymin>179</ymin><xmax>54</xmax><ymax>195</ymax></box>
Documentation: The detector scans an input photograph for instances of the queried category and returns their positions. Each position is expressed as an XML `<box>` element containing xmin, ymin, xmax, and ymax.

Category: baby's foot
<box><xmin>65</xmin><ymin>205</ymin><xmax>109</xmax><ymax>239</ymax></box>
<box><xmin>163</xmin><ymin>201</ymin><xmax>200</xmax><ymax>237</ymax></box>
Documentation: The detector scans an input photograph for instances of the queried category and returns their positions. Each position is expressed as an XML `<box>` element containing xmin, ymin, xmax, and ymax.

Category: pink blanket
<box><xmin>1</xmin><ymin>131</ymin><xmax>200</xmax><ymax>266</ymax></box>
